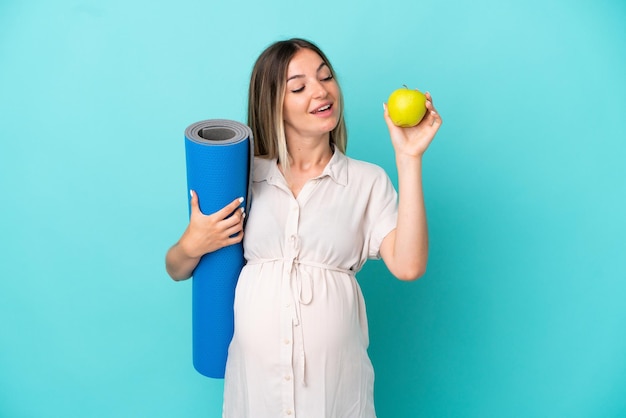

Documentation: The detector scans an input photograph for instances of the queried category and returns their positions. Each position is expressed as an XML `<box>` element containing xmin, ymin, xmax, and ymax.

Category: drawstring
<box><xmin>246</xmin><ymin>257</ymin><xmax>354</xmax><ymax>386</ymax></box>
<box><xmin>296</xmin><ymin>264</ymin><xmax>313</xmax><ymax>305</ymax></box>
<box><xmin>290</xmin><ymin>259</ymin><xmax>353</xmax><ymax>386</ymax></box>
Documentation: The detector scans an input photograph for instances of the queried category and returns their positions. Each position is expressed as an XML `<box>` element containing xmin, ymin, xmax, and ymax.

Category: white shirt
<box><xmin>223</xmin><ymin>150</ymin><xmax>398</xmax><ymax>418</ymax></box>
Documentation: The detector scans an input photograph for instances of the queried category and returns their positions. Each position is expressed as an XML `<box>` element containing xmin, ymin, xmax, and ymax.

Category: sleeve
<box><xmin>366</xmin><ymin>167</ymin><xmax>398</xmax><ymax>259</ymax></box>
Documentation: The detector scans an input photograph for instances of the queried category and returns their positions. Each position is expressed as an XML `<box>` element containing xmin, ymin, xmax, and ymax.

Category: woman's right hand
<box><xmin>179</xmin><ymin>190</ymin><xmax>245</xmax><ymax>258</ymax></box>
<box><xmin>165</xmin><ymin>191</ymin><xmax>245</xmax><ymax>281</ymax></box>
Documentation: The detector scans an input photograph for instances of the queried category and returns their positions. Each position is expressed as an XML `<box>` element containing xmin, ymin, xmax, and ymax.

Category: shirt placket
<box><xmin>280</xmin><ymin>198</ymin><xmax>300</xmax><ymax>417</ymax></box>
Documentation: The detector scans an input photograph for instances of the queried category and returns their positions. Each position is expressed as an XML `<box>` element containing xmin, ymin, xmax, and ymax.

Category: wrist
<box><xmin>395</xmin><ymin>152</ymin><xmax>423</xmax><ymax>169</ymax></box>
<box><xmin>177</xmin><ymin>233</ymin><xmax>202</xmax><ymax>260</ymax></box>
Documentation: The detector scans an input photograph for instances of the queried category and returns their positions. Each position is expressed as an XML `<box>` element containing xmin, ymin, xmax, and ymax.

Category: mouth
<box><xmin>311</xmin><ymin>103</ymin><xmax>333</xmax><ymax>114</ymax></box>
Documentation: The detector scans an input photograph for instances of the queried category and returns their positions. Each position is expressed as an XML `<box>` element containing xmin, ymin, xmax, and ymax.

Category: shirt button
<box><xmin>286</xmin><ymin>410</ymin><xmax>293</xmax><ymax>416</ymax></box>
<box><xmin>284</xmin><ymin>375</ymin><xmax>291</xmax><ymax>381</ymax></box>
<box><xmin>284</xmin><ymin>339</ymin><xmax>291</xmax><ymax>345</ymax></box>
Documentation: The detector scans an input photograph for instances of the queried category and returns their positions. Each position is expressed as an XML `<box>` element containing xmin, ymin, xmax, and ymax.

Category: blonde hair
<box><xmin>247</xmin><ymin>38</ymin><xmax>347</xmax><ymax>169</ymax></box>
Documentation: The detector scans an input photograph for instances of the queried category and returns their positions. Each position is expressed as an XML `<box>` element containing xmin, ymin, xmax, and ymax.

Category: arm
<box><xmin>165</xmin><ymin>190</ymin><xmax>245</xmax><ymax>281</ymax></box>
<box><xmin>379</xmin><ymin>92</ymin><xmax>442</xmax><ymax>281</ymax></box>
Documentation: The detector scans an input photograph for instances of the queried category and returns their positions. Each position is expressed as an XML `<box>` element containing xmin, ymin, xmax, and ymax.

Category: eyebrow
<box><xmin>287</xmin><ymin>62</ymin><xmax>328</xmax><ymax>82</ymax></box>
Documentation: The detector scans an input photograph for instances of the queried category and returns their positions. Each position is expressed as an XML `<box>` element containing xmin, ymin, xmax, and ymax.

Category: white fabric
<box><xmin>223</xmin><ymin>150</ymin><xmax>398</xmax><ymax>418</ymax></box>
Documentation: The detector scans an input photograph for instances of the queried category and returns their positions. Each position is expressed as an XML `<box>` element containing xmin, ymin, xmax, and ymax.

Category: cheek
<box><xmin>282</xmin><ymin>99</ymin><xmax>294</xmax><ymax>123</ymax></box>
<box><xmin>283</xmin><ymin>97</ymin><xmax>305</xmax><ymax>121</ymax></box>
<box><xmin>329</xmin><ymin>84</ymin><xmax>341</xmax><ymax>108</ymax></box>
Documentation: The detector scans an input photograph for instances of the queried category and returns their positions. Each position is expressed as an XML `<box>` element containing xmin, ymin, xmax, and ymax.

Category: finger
<box><xmin>427</xmin><ymin>107</ymin><xmax>442</xmax><ymax>127</ymax></box>
<box><xmin>221</xmin><ymin>207</ymin><xmax>245</xmax><ymax>228</ymax></box>
<box><xmin>223</xmin><ymin>220</ymin><xmax>244</xmax><ymax>238</ymax></box>
<box><xmin>225</xmin><ymin>230</ymin><xmax>244</xmax><ymax>246</ymax></box>
<box><xmin>424</xmin><ymin>92</ymin><xmax>441</xmax><ymax>122</ymax></box>
<box><xmin>417</xmin><ymin>103</ymin><xmax>437</xmax><ymax>128</ymax></box>
<box><xmin>189</xmin><ymin>190</ymin><xmax>202</xmax><ymax>215</ymax></box>
<box><xmin>382</xmin><ymin>102</ymin><xmax>398</xmax><ymax>131</ymax></box>
<box><xmin>426</xmin><ymin>109</ymin><xmax>439</xmax><ymax>126</ymax></box>
<box><xmin>428</xmin><ymin>99</ymin><xmax>441</xmax><ymax>122</ymax></box>
<box><xmin>425</xmin><ymin>99</ymin><xmax>441</xmax><ymax>119</ymax></box>
<box><xmin>214</xmin><ymin>197</ymin><xmax>244</xmax><ymax>220</ymax></box>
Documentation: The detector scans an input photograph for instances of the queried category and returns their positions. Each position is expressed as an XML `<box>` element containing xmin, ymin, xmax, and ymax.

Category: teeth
<box><xmin>315</xmin><ymin>104</ymin><xmax>331</xmax><ymax>112</ymax></box>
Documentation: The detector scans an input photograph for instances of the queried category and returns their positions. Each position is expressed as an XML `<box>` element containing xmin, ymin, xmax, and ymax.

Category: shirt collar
<box><xmin>252</xmin><ymin>148</ymin><xmax>348</xmax><ymax>187</ymax></box>
<box><xmin>321</xmin><ymin>148</ymin><xmax>348</xmax><ymax>186</ymax></box>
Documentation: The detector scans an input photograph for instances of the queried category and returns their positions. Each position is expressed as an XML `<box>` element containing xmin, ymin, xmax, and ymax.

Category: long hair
<box><xmin>247</xmin><ymin>38</ymin><xmax>347</xmax><ymax>168</ymax></box>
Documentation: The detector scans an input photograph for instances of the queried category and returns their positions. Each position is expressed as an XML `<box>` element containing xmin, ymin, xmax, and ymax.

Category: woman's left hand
<box><xmin>383</xmin><ymin>91</ymin><xmax>442</xmax><ymax>158</ymax></box>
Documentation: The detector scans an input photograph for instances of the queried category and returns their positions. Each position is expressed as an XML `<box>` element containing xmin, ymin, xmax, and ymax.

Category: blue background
<box><xmin>1</xmin><ymin>0</ymin><xmax>625</xmax><ymax>417</ymax></box>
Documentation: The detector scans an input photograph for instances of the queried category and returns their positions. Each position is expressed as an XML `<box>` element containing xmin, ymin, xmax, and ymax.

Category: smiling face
<box><xmin>283</xmin><ymin>48</ymin><xmax>341</xmax><ymax>144</ymax></box>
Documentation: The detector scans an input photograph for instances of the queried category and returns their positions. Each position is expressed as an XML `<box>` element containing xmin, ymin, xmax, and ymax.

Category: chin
<box><xmin>322</xmin><ymin>118</ymin><xmax>340</xmax><ymax>133</ymax></box>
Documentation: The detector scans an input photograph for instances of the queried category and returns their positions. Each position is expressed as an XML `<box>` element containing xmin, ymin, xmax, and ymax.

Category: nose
<box><xmin>312</xmin><ymin>81</ymin><xmax>328</xmax><ymax>99</ymax></box>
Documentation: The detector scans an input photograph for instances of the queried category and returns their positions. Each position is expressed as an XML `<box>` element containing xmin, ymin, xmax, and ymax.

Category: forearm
<box><xmin>392</xmin><ymin>154</ymin><xmax>429</xmax><ymax>280</ymax></box>
<box><xmin>165</xmin><ymin>241</ymin><xmax>201</xmax><ymax>281</ymax></box>
<box><xmin>380</xmin><ymin>91</ymin><xmax>440</xmax><ymax>280</ymax></box>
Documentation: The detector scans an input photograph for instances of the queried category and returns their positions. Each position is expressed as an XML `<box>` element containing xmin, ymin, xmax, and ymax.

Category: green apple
<box><xmin>387</xmin><ymin>86</ymin><xmax>427</xmax><ymax>127</ymax></box>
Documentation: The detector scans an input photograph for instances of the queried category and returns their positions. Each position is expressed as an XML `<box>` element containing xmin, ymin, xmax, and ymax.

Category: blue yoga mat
<box><xmin>184</xmin><ymin>119</ymin><xmax>253</xmax><ymax>378</ymax></box>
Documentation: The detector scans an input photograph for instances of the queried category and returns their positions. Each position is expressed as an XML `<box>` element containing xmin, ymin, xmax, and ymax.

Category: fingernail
<box><xmin>189</xmin><ymin>190</ymin><xmax>193</xmax><ymax>198</ymax></box>
<box><xmin>238</xmin><ymin>197</ymin><xmax>244</xmax><ymax>203</ymax></box>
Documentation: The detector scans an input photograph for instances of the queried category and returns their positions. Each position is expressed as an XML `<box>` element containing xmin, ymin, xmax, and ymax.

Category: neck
<box><xmin>285</xmin><ymin>134</ymin><xmax>333</xmax><ymax>172</ymax></box>
<box><xmin>278</xmin><ymin>136</ymin><xmax>333</xmax><ymax>198</ymax></box>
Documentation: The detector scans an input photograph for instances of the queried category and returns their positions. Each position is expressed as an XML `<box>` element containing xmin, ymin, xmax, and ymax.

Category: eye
<box><xmin>290</xmin><ymin>86</ymin><xmax>305</xmax><ymax>93</ymax></box>
<box><xmin>321</xmin><ymin>74</ymin><xmax>334</xmax><ymax>82</ymax></box>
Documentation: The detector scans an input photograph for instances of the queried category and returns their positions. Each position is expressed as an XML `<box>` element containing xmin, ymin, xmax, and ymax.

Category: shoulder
<box><xmin>343</xmin><ymin>154</ymin><xmax>390</xmax><ymax>182</ymax></box>
<box><xmin>333</xmin><ymin>152</ymin><xmax>396</xmax><ymax>199</ymax></box>
<box><xmin>252</xmin><ymin>156</ymin><xmax>276</xmax><ymax>182</ymax></box>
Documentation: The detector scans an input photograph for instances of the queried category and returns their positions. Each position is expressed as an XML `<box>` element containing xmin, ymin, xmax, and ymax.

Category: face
<box><xmin>282</xmin><ymin>48</ymin><xmax>341</xmax><ymax>143</ymax></box>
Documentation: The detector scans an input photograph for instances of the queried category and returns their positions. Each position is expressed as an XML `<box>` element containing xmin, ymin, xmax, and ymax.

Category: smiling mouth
<box><xmin>312</xmin><ymin>104</ymin><xmax>332</xmax><ymax>114</ymax></box>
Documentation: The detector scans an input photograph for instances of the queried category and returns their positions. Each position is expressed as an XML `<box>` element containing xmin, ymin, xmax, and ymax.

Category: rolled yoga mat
<box><xmin>184</xmin><ymin>119</ymin><xmax>253</xmax><ymax>378</ymax></box>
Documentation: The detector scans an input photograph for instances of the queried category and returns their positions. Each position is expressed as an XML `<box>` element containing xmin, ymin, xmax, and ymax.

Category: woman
<box><xmin>166</xmin><ymin>38</ymin><xmax>442</xmax><ymax>417</ymax></box>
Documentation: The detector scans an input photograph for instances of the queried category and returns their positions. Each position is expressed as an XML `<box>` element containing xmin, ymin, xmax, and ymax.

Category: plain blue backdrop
<box><xmin>1</xmin><ymin>0</ymin><xmax>625</xmax><ymax>417</ymax></box>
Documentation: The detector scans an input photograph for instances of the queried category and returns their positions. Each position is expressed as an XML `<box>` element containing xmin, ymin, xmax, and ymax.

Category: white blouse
<box><xmin>223</xmin><ymin>150</ymin><xmax>398</xmax><ymax>418</ymax></box>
